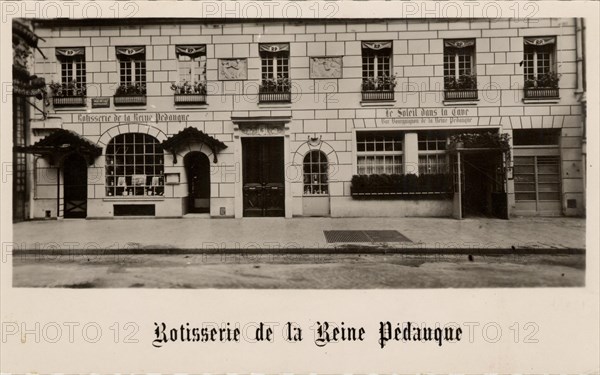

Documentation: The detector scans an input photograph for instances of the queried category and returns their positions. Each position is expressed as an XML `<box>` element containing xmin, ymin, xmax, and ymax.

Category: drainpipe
<box><xmin>575</xmin><ymin>18</ymin><xmax>586</xmax><ymax>215</ymax></box>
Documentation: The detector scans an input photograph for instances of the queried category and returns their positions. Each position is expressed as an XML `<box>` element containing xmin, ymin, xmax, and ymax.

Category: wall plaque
<box><xmin>91</xmin><ymin>97</ymin><xmax>110</xmax><ymax>108</ymax></box>
<box><xmin>218</xmin><ymin>58</ymin><xmax>248</xmax><ymax>80</ymax></box>
<box><xmin>310</xmin><ymin>56</ymin><xmax>343</xmax><ymax>79</ymax></box>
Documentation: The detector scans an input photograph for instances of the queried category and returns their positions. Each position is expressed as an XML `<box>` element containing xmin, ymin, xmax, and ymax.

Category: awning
<box><xmin>524</xmin><ymin>37</ymin><xmax>556</xmax><ymax>46</ymax></box>
<box><xmin>161</xmin><ymin>127</ymin><xmax>227</xmax><ymax>164</ymax></box>
<box><xmin>259</xmin><ymin>43</ymin><xmax>289</xmax><ymax>53</ymax></box>
<box><xmin>56</xmin><ymin>47</ymin><xmax>85</xmax><ymax>57</ymax></box>
<box><xmin>175</xmin><ymin>45</ymin><xmax>206</xmax><ymax>58</ymax></box>
<box><xmin>16</xmin><ymin>129</ymin><xmax>102</xmax><ymax>166</ymax></box>
<box><xmin>444</xmin><ymin>39</ymin><xmax>475</xmax><ymax>49</ymax></box>
<box><xmin>361</xmin><ymin>41</ymin><xmax>392</xmax><ymax>50</ymax></box>
<box><xmin>116</xmin><ymin>46</ymin><xmax>145</xmax><ymax>57</ymax></box>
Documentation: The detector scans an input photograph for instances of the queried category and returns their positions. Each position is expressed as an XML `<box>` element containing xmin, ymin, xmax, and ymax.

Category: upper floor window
<box><xmin>361</xmin><ymin>41</ymin><xmax>395</xmax><ymax>101</ymax></box>
<box><xmin>523</xmin><ymin>37</ymin><xmax>559</xmax><ymax>99</ymax></box>
<box><xmin>52</xmin><ymin>48</ymin><xmax>87</xmax><ymax>106</ymax></box>
<box><xmin>259</xmin><ymin>43</ymin><xmax>291</xmax><ymax>102</ymax></box>
<box><xmin>443</xmin><ymin>39</ymin><xmax>477</xmax><ymax>100</ymax></box>
<box><xmin>172</xmin><ymin>45</ymin><xmax>207</xmax><ymax>104</ymax></box>
<box><xmin>356</xmin><ymin>131</ymin><xmax>403</xmax><ymax>175</ymax></box>
<box><xmin>115</xmin><ymin>46</ymin><xmax>146</xmax><ymax>105</ymax></box>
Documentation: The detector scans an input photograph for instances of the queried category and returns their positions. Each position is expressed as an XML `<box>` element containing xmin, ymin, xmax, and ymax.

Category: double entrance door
<box><xmin>242</xmin><ymin>137</ymin><xmax>285</xmax><ymax>217</ymax></box>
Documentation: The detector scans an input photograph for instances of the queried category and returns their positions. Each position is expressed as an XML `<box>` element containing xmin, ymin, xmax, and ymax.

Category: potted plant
<box><xmin>113</xmin><ymin>82</ymin><xmax>147</xmax><ymax>105</ymax></box>
<box><xmin>171</xmin><ymin>81</ymin><xmax>207</xmax><ymax>104</ymax></box>
<box><xmin>361</xmin><ymin>73</ymin><xmax>396</xmax><ymax>101</ymax></box>
<box><xmin>444</xmin><ymin>73</ymin><xmax>478</xmax><ymax>100</ymax></box>
<box><xmin>350</xmin><ymin>173</ymin><xmax>452</xmax><ymax>199</ymax></box>
<box><xmin>448</xmin><ymin>132</ymin><xmax>511</xmax><ymax>164</ymax></box>
<box><xmin>524</xmin><ymin>71</ymin><xmax>560</xmax><ymax>98</ymax></box>
<box><xmin>259</xmin><ymin>75</ymin><xmax>291</xmax><ymax>102</ymax></box>
<box><xmin>49</xmin><ymin>80</ymin><xmax>86</xmax><ymax>106</ymax></box>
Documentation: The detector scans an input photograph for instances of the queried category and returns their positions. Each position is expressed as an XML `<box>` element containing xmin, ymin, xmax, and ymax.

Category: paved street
<box><xmin>11</xmin><ymin>216</ymin><xmax>586</xmax><ymax>250</ymax></box>
<box><xmin>10</xmin><ymin>217</ymin><xmax>585</xmax><ymax>288</ymax></box>
<box><xmin>13</xmin><ymin>253</ymin><xmax>585</xmax><ymax>288</ymax></box>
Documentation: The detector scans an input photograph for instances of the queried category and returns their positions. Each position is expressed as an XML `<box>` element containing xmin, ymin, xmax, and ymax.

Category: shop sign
<box><xmin>380</xmin><ymin>107</ymin><xmax>478</xmax><ymax>126</ymax></box>
<box><xmin>91</xmin><ymin>97</ymin><xmax>110</xmax><ymax>108</ymax></box>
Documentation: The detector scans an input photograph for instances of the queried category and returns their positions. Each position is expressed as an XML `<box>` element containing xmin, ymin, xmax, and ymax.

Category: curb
<box><xmin>12</xmin><ymin>247</ymin><xmax>586</xmax><ymax>256</ymax></box>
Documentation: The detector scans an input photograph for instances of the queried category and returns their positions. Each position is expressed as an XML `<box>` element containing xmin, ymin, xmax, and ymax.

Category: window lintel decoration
<box><xmin>361</xmin><ymin>41</ymin><xmax>392</xmax><ymax>50</ymax></box>
<box><xmin>116</xmin><ymin>46</ymin><xmax>145</xmax><ymax>57</ymax></box>
<box><xmin>56</xmin><ymin>47</ymin><xmax>85</xmax><ymax>57</ymax></box>
<box><xmin>175</xmin><ymin>45</ymin><xmax>206</xmax><ymax>58</ymax></box>
<box><xmin>259</xmin><ymin>43</ymin><xmax>289</xmax><ymax>53</ymax></box>
<box><xmin>524</xmin><ymin>37</ymin><xmax>556</xmax><ymax>46</ymax></box>
<box><xmin>444</xmin><ymin>39</ymin><xmax>475</xmax><ymax>49</ymax></box>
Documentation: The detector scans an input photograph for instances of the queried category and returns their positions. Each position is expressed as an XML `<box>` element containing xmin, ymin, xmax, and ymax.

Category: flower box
<box><xmin>52</xmin><ymin>96</ymin><xmax>86</xmax><ymax>107</ymax></box>
<box><xmin>258</xmin><ymin>91</ymin><xmax>291</xmax><ymax>103</ymax></box>
<box><xmin>524</xmin><ymin>87</ymin><xmax>559</xmax><ymax>99</ymax></box>
<box><xmin>174</xmin><ymin>94</ymin><xmax>207</xmax><ymax>105</ymax></box>
<box><xmin>350</xmin><ymin>174</ymin><xmax>453</xmax><ymax>200</ymax></box>
<box><xmin>361</xmin><ymin>90</ymin><xmax>395</xmax><ymax>101</ymax></box>
<box><xmin>113</xmin><ymin>95</ymin><xmax>146</xmax><ymax>106</ymax></box>
<box><xmin>259</xmin><ymin>77</ymin><xmax>292</xmax><ymax>103</ymax></box>
<box><xmin>444</xmin><ymin>89</ymin><xmax>478</xmax><ymax>101</ymax></box>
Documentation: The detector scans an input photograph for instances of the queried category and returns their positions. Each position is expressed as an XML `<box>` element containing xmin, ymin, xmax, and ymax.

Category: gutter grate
<box><xmin>324</xmin><ymin>230</ymin><xmax>411</xmax><ymax>243</ymax></box>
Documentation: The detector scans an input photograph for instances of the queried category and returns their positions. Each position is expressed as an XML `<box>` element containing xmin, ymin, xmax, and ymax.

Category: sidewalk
<box><xmin>10</xmin><ymin>216</ymin><xmax>586</xmax><ymax>253</ymax></box>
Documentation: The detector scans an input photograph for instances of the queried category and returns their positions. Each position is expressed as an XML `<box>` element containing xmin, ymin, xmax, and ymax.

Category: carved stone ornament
<box><xmin>218</xmin><ymin>58</ymin><xmax>248</xmax><ymax>80</ymax></box>
<box><xmin>239</xmin><ymin>124</ymin><xmax>284</xmax><ymax>136</ymax></box>
<box><xmin>310</xmin><ymin>57</ymin><xmax>342</xmax><ymax>79</ymax></box>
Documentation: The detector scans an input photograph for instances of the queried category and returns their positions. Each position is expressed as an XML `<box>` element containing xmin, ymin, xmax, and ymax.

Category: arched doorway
<box><xmin>184</xmin><ymin>152</ymin><xmax>211</xmax><ymax>213</ymax></box>
<box><xmin>63</xmin><ymin>153</ymin><xmax>88</xmax><ymax>218</ymax></box>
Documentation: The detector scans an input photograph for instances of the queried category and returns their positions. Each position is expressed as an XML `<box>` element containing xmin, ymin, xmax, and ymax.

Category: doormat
<box><xmin>323</xmin><ymin>230</ymin><xmax>412</xmax><ymax>243</ymax></box>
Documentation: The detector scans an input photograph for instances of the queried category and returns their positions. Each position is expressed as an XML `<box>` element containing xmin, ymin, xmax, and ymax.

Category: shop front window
<box><xmin>105</xmin><ymin>133</ymin><xmax>164</xmax><ymax>197</ymax></box>
<box><xmin>303</xmin><ymin>150</ymin><xmax>329</xmax><ymax>195</ymax></box>
<box><xmin>356</xmin><ymin>131</ymin><xmax>403</xmax><ymax>175</ymax></box>
<box><xmin>418</xmin><ymin>132</ymin><xmax>448</xmax><ymax>174</ymax></box>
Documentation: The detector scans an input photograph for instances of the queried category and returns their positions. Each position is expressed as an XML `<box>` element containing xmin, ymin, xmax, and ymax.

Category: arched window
<box><xmin>105</xmin><ymin>133</ymin><xmax>164</xmax><ymax>197</ymax></box>
<box><xmin>303</xmin><ymin>150</ymin><xmax>328</xmax><ymax>195</ymax></box>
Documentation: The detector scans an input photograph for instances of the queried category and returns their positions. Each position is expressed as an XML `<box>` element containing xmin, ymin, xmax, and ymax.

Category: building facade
<box><xmin>19</xmin><ymin>18</ymin><xmax>586</xmax><ymax>219</ymax></box>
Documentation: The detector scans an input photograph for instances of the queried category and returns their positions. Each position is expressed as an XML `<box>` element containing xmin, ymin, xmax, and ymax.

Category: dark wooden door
<box><xmin>242</xmin><ymin>137</ymin><xmax>285</xmax><ymax>217</ymax></box>
<box><xmin>63</xmin><ymin>153</ymin><xmax>87</xmax><ymax>218</ymax></box>
<box><xmin>461</xmin><ymin>152</ymin><xmax>507</xmax><ymax>219</ymax></box>
<box><xmin>185</xmin><ymin>152</ymin><xmax>211</xmax><ymax>213</ymax></box>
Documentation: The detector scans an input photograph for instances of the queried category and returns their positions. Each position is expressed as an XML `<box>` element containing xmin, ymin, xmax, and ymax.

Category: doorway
<box><xmin>461</xmin><ymin>152</ymin><xmax>507</xmax><ymax>219</ymax></box>
<box><xmin>63</xmin><ymin>153</ymin><xmax>88</xmax><ymax>218</ymax></box>
<box><xmin>184</xmin><ymin>152</ymin><xmax>211</xmax><ymax>214</ymax></box>
<box><xmin>242</xmin><ymin>137</ymin><xmax>285</xmax><ymax>217</ymax></box>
